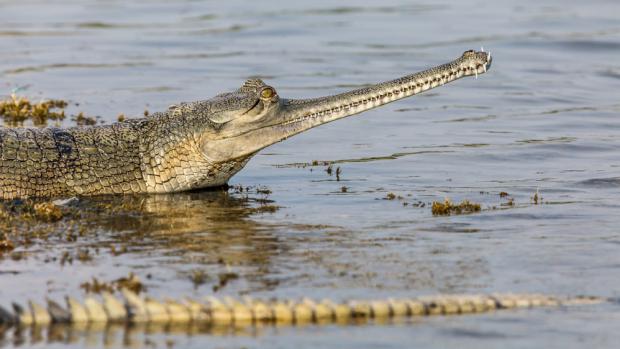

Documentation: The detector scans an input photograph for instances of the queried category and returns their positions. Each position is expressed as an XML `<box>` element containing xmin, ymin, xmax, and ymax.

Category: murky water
<box><xmin>1</xmin><ymin>0</ymin><xmax>620</xmax><ymax>347</ymax></box>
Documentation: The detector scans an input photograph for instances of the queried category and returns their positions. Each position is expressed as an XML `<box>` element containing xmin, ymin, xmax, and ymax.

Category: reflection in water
<box><xmin>1</xmin><ymin>319</ymin><xmax>384</xmax><ymax>349</ymax></box>
<box><xmin>1</xmin><ymin>322</ymin><xmax>265</xmax><ymax>348</ymax></box>
<box><xmin>0</xmin><ymin>189</ymin><xmax>293</xmax><ymax>301</ymax></box>
<box><xmin>70</xmin><ymin>190</ymin><xmax>287</xmax><ymax>294</ymax></box>
<box><xmin>79</xmin><ymin>191</ymin><xmax>282</xmax><ymax>265</ymax></box>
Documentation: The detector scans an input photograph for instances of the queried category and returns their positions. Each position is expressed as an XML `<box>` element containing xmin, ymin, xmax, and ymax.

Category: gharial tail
<box><xmin>0</xmin><ymin>291</ymin><xmax>603</xmax><ymax>328</ymax></box>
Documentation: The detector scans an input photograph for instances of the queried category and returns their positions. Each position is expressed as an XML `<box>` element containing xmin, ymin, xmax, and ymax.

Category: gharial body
<box><xmin>0</xmin><ymin>50</ymin><xmax>491</xmax><ymax>199</ymax></box>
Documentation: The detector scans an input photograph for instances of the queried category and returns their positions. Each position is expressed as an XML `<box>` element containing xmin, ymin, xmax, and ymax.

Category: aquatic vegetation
<box><xmin>76</xmin><ymin>248</ymin><xmax>93</xmax><ymax>262</ymax></box>
<box><xmin>497</xmin><ymin>191</ymin><xmax>514</xmax><ymax>207</ymax></box>
<box><xmin>256</xmin><ymin>187</ymin><xmax>272</xmax><ymax>195</ymax></box>
<box><xmin>189</xmin><ymin>269</ymin><xmax>210</xmax><ymax>289</ymax></box>
<box><xmin>502</xmin><ymin>198</ymin><xmax>515</xmax><ymax>207</ymax></box>
<box><xmin>531</xmin><ymin>189</ymin><xmax>542</xmax><ymax>204</ymax></box>
<box><xmin>0</xmin><ymin>234</ymin><xmax>14</xmax><ymax>253</ymax></box>
<box><xmin>213</xmin><ymin>271</ymin><xmax>239</xmax><ymax>292</ymax></box>
<box><xmin>384</xmin><ymin>192</ymin><xmax>406</xmax><ymax>201</ymax></box>
<box><xmin>431</xmin><ymin>198</ymin><xmax>481</xmax><ymax>216</ymax></box>
<box><xmin>0</xmin><ymin>200</ymin><xmax>64</xmax><ymax>223</ymax></box>
<box><xmin>0</xmin><ymin>93</ymin><xmax>104</xmax><ymax>127</ymax></box>
<box><xmin>278</xmin><ymin>159</ymin><xmax>332</xmax><ymax>169</ymax></box>
<box><xmin>380</xmin><ymin>191</ymin><xmax>425</xmax><ymax>207</ymax></box>
<box><xmin>80</xmin><ymin>272</ymin><xmax>144</xmax><ymax>294</ymax></box>
<box><xmin>0</xmin><ymin>93</ymin><xmax>67</xmax><ymax>126</ymax></box>
<box><xmin>33</xmin><ymin>202</ymin><xmax>64</xmax><ymax>222</ymax></box>
<box><xmin>71</xmin><ymin>111</ymin><xmax>98</xmax><ymax>126</ymax></box>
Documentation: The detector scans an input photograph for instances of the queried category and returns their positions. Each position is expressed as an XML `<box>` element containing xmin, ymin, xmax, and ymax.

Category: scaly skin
<box><xmin>0</xmin><ymin>119</ymin><xmax>251</xmax><ymax>199</ymax></box>
<box><xmin>0</xmin><ymin>291</ymin><xmax>602</xmax><ymax>327</ymax></box>
<box><xmin>0</xmin><ymin>50</ymin><xmax>492</xmax><ymax>199</ymax></box>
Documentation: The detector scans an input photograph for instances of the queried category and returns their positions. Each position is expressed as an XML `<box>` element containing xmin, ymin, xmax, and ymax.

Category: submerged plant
<box><xmin>0</xmin><ymin>91</ymin><xmax>102</xmax><ymax>127</ymax></box>
<box><xmin>431</xmin><ymin>198</ymin><xmax>481</xmax><ymax>216</ymax></box>
<box><xmin>0</xmin><ymin>92</ymin><xmax>67</xmax><ymax>126</ymax></box>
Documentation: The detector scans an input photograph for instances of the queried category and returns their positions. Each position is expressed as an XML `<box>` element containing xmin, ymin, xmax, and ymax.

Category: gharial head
<box><xmin>200</xmin><ymin>78</ymin><xmax>281</xmax><ymax>125</ymax></box>
<box><xmin>173</xmin><ymin>49</ymin><xmax>491</xmax><ymax>165</ymax></box>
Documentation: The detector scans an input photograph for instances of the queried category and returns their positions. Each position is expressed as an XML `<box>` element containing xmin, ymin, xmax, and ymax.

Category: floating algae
<box><xmin>0</xmin><ymin>233</ymin><xmax>15</xmax><ymax>253</ymax></box>
<box><xmin>531</xmin><ymin>189</ymin><xmax>542</xmax><ymax>204</ymax></box>
<box><xmin>32</xmin><ymin>202</ymin><xmax>64</xmax><ymax>222</ymax></box>
<box><xmin>188</xmin><ymin>269</ymin><xmax>210</xmax><ymax>289</ymax></box>
<box><xmin>431</xmin><ymin>198</ymin><xmax>481</xmax><ymax>216</ymax></box>
<box><xmin>80</xmin><ymin>273</ymin><xmax>145</xmax><ymax>294</ymax></box>
<box><xmin>0</xmin><ymin>200</ymin><xmax>64</xmax><ymax>223</ymax></box>
<box><xmin>71</xmin><ymin>111</ymin><xmax>98</xmax><ymax>126</ymax></box>
<box><xmin>0</xmin><ymin>93</ymin><xmax>100</xmax><ymax>127</ymax></box>
<box><xmin>213</xmin><ymin>272</ymin><xmax>239</xmax><ymax>292</ymax></box>
<box><xmin>501</xmin><ymin>198</ymin><xmax>515</xmax><ymax>207</ymax></box>
<box><xmin>0</xmin><ymin>93</ymin><xmax>66</xmax><ymax>126</ymax></box>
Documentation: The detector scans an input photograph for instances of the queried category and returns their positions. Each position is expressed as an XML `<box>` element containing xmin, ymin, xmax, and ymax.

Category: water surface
<box><xmin>1</xmin><ymin>0</ymin><xmax>620</xmax><ymax>348</ymax></box>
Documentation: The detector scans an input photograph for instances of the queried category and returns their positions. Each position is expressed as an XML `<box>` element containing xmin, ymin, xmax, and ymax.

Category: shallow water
<box><xmin>1</xmin><ymin>0</ymin><xmax>620</xmax><ymax>348</ymax></box>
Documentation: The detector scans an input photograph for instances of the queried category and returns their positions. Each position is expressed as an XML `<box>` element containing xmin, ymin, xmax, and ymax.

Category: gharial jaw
<box><xmin>201</xmin><ymin>49</ymin><xmax>492</xmax><ymax>166</ymax></box>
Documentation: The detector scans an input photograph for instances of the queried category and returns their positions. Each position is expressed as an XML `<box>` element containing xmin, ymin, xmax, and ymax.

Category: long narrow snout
<box><xmin>278</xmin><ymin>49</ymin><xmax>492</xmax><ymax>131</ymax></box>
<box><xmin>203</xmin><ymin>49</ymin><xmax>492</xmax><ymax>162</ymax></box>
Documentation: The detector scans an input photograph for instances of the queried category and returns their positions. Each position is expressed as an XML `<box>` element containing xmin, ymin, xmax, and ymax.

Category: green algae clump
<box><xmin>1</xmin><ymin>93</ymin><xmax>101</xmax><ymax>127</ymax></box>
<box><xmin>432</xmin><ymin>198</ymin><xmax>481</xmax><ymax>216</ymax></box>
<box><xmin>72</xmin><ymin>111</ymin><xmax>98</xmax><ymax>126</ymax></box>
<box><xmin>0</xmin><ymin>234</ymin><xmax>15</xmax><ymax>253</ymax></box>
<box><xmin>80</xmin><ymin>273</ymin><xmax>145</xmax><ymax>294</ymax></box>
<box><xmin>0</xmin><ymin>93</ymin><xmax>67</xmax><ymax>126</ymax></box>
<box><xmin>33</xmin><ymin>202</ymin><xmax>64</xmax><ymax>222</ymax></box>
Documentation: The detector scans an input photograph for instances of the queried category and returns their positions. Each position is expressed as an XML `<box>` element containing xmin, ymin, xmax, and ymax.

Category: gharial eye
<box><xmin>260</xmin><ymin>87</ymin><xmax>275</xmax><ymax>99</ymax></box>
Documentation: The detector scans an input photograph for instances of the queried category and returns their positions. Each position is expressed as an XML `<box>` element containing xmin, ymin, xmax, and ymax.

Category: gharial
<box><xmin>0</xmin><ymin>50</ymin><xmax>491</xmax><ymax>199</ymax></box>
